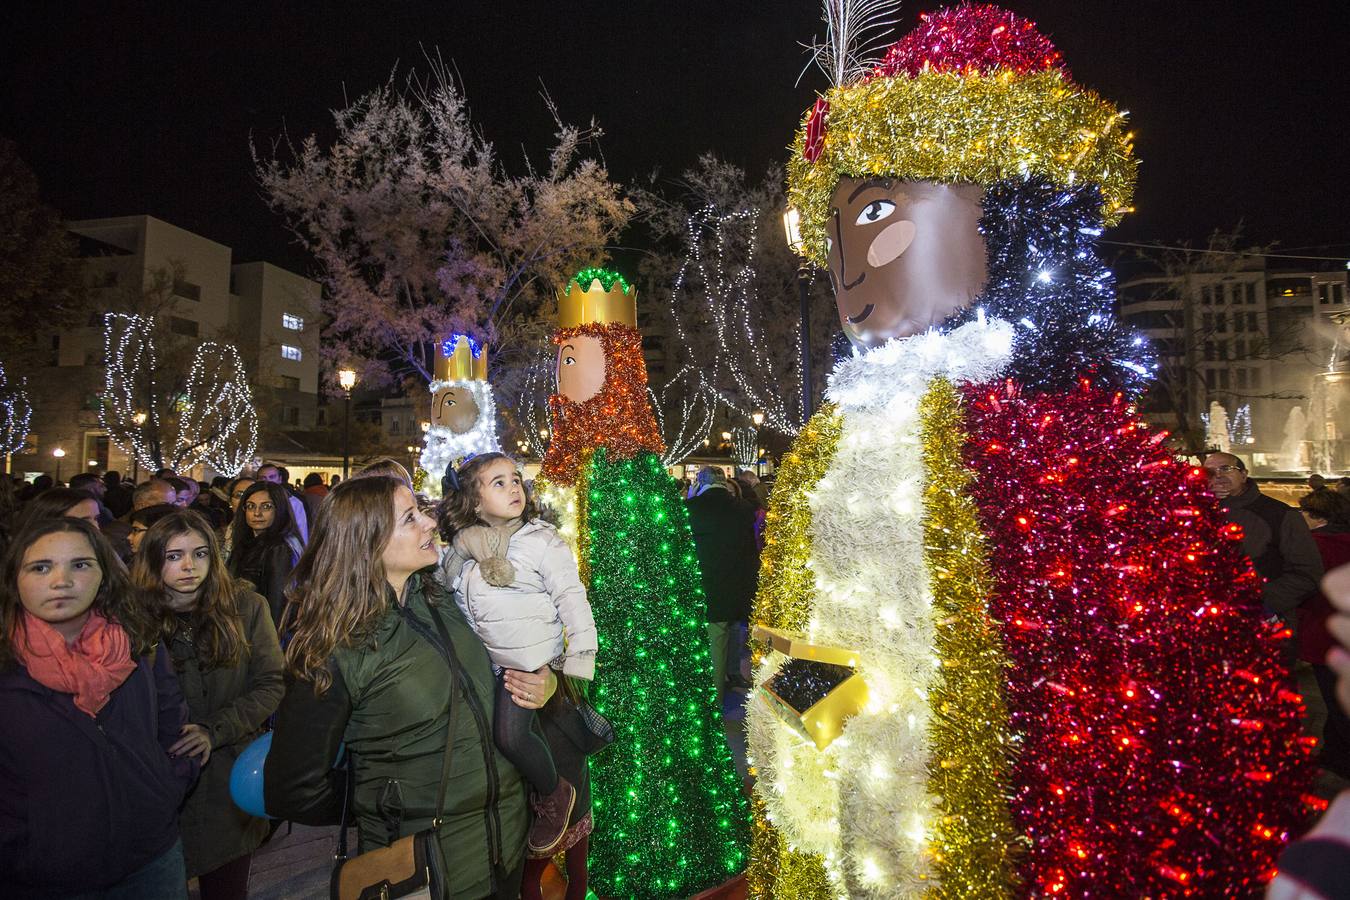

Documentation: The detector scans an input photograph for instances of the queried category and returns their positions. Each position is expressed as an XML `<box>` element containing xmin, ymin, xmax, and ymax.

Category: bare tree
<box><xmin>634</xmin><ymin>155</ymin><xmax>837</xmax><ymax>438</ymax></box>
<box><xmin>100</xmin><ymin>269</ymin><xmax>258</xmax><ymax>474</ymax></box>
<box><xmin>253</xmin><ymin>55</ymin><xmax>633</xmax><ymax>393</ymax></box>
<box><xmin>0</xmin><ymin>361</ymin><xmax>33</xmax><ymax>460</ymax></box>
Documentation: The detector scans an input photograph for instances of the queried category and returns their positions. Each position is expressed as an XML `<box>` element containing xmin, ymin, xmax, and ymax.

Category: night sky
<box><xmin>3</xmin><ymin>2</ymin><xmax>1348</xmax><ymax>276</ymax></box>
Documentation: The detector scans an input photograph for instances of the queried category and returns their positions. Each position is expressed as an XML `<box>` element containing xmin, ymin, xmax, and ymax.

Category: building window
<box><xmin>1205</xmin><ymin>370</ymin><xmax>1216</xmax><ymax>390</ymax></box>
<box><xmin>172</xmin><ymin>278</ymin><xmax>201</xmax><ymax>302</ymax></box>
<box><xmin>282</xmin><ymin>313</ymin><xmax>304</xmax><ymax>331</ymax></box>
<box><xmin>169</xmin><ymin>316</ymin><xmax>199</xmax><ymax>337</ymax></box>
<box><xmin>281</xmin><ymin>345</ymin><xmax>302</xmax><ymax>361</ymax></box>
<box><xmin>278</xmin><ymin>375</ymin><xmax>300</xmax><ymax>391</ymax></box>
<box><xmin>1245</xmin><ymin>283</ymin><xmax>1256</xmax><ymax>304</ymax></box>
<box><xmin>1236</xmin><ymin>368</ymin><xmax>1248</xmax><ymax>389</ymax></box>
<box><xmin>283</xmin><ymin>407</ymin><xmax>300</xmax><ymax>426</ymax></box>
<box><xmin>1218</xmin><ymin>369</ymin><xmax>1230</xmax><ymax>390</ymax></box>
<box><xmin>1204</xmin><ymin>341</ymin><xmax>1217</xmax><ymax>361</ymax></box>
<box><xmin>390</xmin><ymin>419</ymin><xmax>400</xmax><ymax>436</ymax></box>
<box><xmin>1201</xmin><ymin>286</ymin><xmax>1214</xmax><ymax>305</ymax></box>
<box><xmin>1246</xmin><ymin>312</ymin><xmax>1258</xmax><ymax>332</ymax></box>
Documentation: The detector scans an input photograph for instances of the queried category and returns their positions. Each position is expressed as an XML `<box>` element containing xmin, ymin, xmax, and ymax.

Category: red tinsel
<box><xmin>962</xmin><ymin>378</ymin><xmax>1317</xmax><ymax>896</ymax></box>
<box><xmin>802</xmin><ymin>97</ymin><xmax>829</xmax><ymax>162</ymax></box>
<box><xmin>540</xmin><ymin>322</ymin><xmax>664</xmax><ymax>486</ymax></box>
<box><xmin>872</xmin><ymin>3</ymin><xmax>1067</xmax><ymax>79</ymax></box>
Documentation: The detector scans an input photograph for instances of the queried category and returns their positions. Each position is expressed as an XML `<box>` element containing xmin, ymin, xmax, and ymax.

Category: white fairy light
<box><xmin>0</xmin><ymin>362</ymin><xmax>33</xmax><ymax>456</ymax></box>
<box><xmin>102</xmin><ymin>313</ymin><xmax>257</xmax><ymax>474</ymax></box>
<box><xmin>669</xmin><ymin>204</ymin><xmax>806</xmax><ymax>436</ymax></box>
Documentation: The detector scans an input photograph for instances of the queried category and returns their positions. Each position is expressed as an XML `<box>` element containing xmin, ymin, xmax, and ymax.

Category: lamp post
<box><xmin>51</xmin><ymin>447</ymin><xmax>65</xmax><ymax>483</ymax></box>
<box><xmin>338</xmin><ymin>368</ymin><xmax>357</xmax><ymax>479</ymax></box>
<box><xmin>783</xmin><ymin>208</ymin><xmax>813</xmax><ymax>421</ymax></box>
<box><xmin>131</xmin><ymin>411</ymin><xmax>147</xmax><ymax>483</ymax></box>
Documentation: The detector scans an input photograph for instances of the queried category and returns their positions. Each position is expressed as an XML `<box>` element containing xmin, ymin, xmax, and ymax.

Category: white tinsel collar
<box><xmin>825</xmin><ymin>316</ymin><xmax>1014</xmax><ymax>413</ymax></box>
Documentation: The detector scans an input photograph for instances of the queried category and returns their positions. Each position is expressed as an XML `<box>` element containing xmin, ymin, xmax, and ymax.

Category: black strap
<box><xmin>425</xmin><ymin>603</ymin><xmax>464</xmax><ymax>827</ymax></box>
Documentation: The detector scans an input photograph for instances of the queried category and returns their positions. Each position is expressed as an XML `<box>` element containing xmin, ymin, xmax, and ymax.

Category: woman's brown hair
<box><xmin>131</xmin><ymin>509</ymin><xmax>247</xmax><ymax>670</ymax></box>
<box><xmin>0</xmin><ymin>517</ymin><xmax>158</xmax><ymax>669</ymax></box>
<box><xmin>436</xmin><ymin>452</ymin><xmax>539</xmax><ymax>541</ymax></box>
<box><xmin>284</xmin><ymin>475</ymin><xmax>407</xmax><ymax>693</ymax></box>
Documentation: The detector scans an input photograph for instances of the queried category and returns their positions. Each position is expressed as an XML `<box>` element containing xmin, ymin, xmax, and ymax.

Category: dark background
<box><xmin>3</xmin><ymin>1</ymin><xmax>1348</xmax><ymax>274</ymax></box>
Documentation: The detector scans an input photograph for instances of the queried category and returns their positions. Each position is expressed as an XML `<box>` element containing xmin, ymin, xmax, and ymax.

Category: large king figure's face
<box><xmin>557</xmin><ymin>334</ymin><xmax>606</xmax><ymax>402</ymax></box>
<box><xmin>826</xmin><ymin>177</ymin><xmax>989</xmax><ymax>349</ymax></box>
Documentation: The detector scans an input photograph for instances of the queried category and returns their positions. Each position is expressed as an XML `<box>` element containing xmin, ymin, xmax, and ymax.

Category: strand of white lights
<box><xmin>0</xmin><ymin>362</ymin><xmax>33</xmax><ymax>456</ymax></box>
<box><xmin>518</xmin><ymin>344</ymin><xmax>554</xmax><ymax>459</ymax></box>
<box><xmin>418</xmin><ymin>379</ymin><xmax>501</xmax><ymax>497</ymax></box>
<box><xmin>730</xmin><ymin>426</ymin><xmax>758</xmax><ymax>467</ymax></box>
<box><xmin>101</xmin><ymin>313</ymin><xmax>163</xmax><ymax>471</ymax></box>
<box><xmin>1232</xmin><ymin>403</ymin><xmax>1254</xmax><ymax>445</ymax></box>
<box><xmin>177</xmin><ymin>342</ymin><xmax>259</xmax><ymax>476</ymax></box>
<box><xmin>668</xmin><ymin>204</ymin><xmax>804</xmax><ymax>436</ymax></box>
<box><xmin>651</xmin><ymin>365</ymin><xmax>716</xmax><ymax>466</ymax></box>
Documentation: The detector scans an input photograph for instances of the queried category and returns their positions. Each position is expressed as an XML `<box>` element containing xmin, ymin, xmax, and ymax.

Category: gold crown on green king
<box><xmin>787</xmin><ymin>2</ymin><xmax>1138</xmax><ymax>266</ymax></box>
<box><xmin>557</xmin><ymin>267</ymin><xmax>637</xmax><ymax>328</ymax></box>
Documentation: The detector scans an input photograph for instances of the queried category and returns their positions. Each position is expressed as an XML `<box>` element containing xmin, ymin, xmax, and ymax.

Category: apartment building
<box><xmin>14</xmin><ymin>215</ymin><xmax>320</xmax><ymax>479</ymax></box>
<box><xmin>1119</xmin><ymin>264</ymin><xmax>1349</xmax><ymax>473</ymax></box>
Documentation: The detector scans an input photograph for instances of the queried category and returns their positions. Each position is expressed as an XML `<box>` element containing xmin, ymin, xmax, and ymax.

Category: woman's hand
<box><xmin>170</xmin><ymin>723</ymin><xmax>212</xmax><ymax>764</ymax></box>
<box><xmin>503</xmin><ymin>666</ymin><xmax>557</xmax><ymax>710</ymax></box>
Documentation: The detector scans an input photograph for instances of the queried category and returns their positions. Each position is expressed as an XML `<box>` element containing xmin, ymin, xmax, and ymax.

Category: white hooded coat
<box><xmin>438</xmin><ymin>519</ymin><xmax>597</xmax><ymax>679</ymax></box>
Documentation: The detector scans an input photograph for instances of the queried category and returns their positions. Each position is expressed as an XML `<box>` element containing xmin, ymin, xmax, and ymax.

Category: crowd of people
<box><xmin>4</xmin><ymin>451</ymin><xmax>1350</xmax><ymax>898</ymax></box>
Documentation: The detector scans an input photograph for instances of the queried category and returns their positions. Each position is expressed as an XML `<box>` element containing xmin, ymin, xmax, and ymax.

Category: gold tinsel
<box><xmin>746</xmin><ymin>406</ymin><xmax>843</xmax><ymax>900</ymax></box>
<box><xmin>919</xmin><ymin>379</ymin><xmax>1019</xmax><ymax>899</ymax></box>
<box><xmin>787</xmin><ymin>69</ymin><xmax>1137</xmax><ymax>266</ymax></box>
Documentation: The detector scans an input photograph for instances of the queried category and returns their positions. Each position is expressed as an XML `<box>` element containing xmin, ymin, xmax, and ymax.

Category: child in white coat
<box><xmin>436</xmin><ymin>452</ymin><xmax>596</xmax><ymax>858</ymax></box>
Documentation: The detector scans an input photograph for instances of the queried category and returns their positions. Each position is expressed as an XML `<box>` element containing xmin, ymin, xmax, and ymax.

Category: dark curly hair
<box><xmin>436</xmin><ymin>453</ymin><xmax>539</xmax><ymax>541</ymax></box>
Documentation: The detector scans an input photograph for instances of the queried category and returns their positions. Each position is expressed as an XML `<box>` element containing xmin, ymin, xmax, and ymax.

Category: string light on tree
<box><xmin>731</xmin><ymin>427</ymin><xmax>758</xmax><ymax>467</ymax></box>
<box><xmin>0</xmin><ymin>361</ymin><xmax>34</xmax><ymax>457</ymax></box>
<box><xmin>177</xmin><ymin>343</ymin><xmax>259</xmax><ymax>477</ymax></box>
<box><xmin>668</xmin><ymin>206</ymin><xmax>805</xmax><ymax>436</ymax></box>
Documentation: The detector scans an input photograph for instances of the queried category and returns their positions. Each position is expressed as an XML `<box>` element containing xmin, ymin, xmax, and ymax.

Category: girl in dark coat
<box><xmin>0</xmin><ymin>517</ymin><xmax>198</xmax><ymax>898</ymax></box>
<box><xmin>227</xmin><ymin>482</ymin><xmax>302</xmax><ymax>627</ymax></box>
<box><xmin>133</xmin><ymin>510</ymin><xmax>285</xmax><ymax>900</ymax></box>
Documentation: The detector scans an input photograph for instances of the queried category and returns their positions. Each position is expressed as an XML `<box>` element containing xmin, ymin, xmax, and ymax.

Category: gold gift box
<box><xmin>754</xmin><ymin>625</ymin><xmax>868</xmax><ymax>751</ymax></box>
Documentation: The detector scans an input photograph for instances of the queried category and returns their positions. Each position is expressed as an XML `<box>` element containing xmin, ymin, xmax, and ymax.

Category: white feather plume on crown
<box><xmin>802</xmin><ymin>0</ymin><xmax>905</xmax><ymax>88</ymax></box>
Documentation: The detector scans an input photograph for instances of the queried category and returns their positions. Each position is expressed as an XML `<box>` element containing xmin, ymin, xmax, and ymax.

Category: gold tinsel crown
<box><xmin>557</xmin><ymin>267</ymin><xmax>637</xmax><ymax>328</ymax></box>
<box><xmin>435</xmin><ymin>334</ymin><xmax>488</xmax><ymax>382</ymax></box>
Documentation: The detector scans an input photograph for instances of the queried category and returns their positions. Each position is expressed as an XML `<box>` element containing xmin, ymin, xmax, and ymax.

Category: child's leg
<box><xmin>564</xmin><ymin>835</ymin><xmax>590</xmax><ymax>900</ymax></box>
<box><xmin>494</xmin><ymin>673</ymin><xmax>559</xmax><ymax>795</ymax></box>
<box><xmin>520</xmin><ymin>857</ymin><xmax>550</xmax><ymax>900</ymax></box>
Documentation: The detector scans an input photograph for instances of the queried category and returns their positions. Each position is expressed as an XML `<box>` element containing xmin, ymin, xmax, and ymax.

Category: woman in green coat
<box><xmin>132</xmin><ymin>508</ymin><xmax>284</xmax><ymax>899</ymax></box>
<box><xmin>263</xmin><ymin>475</ymin><xmax>557</xmax><ymax>900</ymax></box>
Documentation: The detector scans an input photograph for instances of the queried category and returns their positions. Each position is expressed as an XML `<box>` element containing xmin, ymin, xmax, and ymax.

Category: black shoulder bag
<box><xmin>330</xmin><ymin>612</ymin><xmax>463</xmax><ymax>900</ymax></box>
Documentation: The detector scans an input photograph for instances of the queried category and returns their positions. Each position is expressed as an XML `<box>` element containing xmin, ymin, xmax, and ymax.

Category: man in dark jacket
<box><xmin>1204</xmin><ymin>453</ymin><xmax>1323</xmax><ymax>627</ymax></box>
<box><xmin>685</xmin><ymin>467</ymin><xmax>760</xmax><ymax>711</ymax></box>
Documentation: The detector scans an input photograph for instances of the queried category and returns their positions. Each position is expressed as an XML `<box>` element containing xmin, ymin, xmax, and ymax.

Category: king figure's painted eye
<box><xmin>855</xmin><ymin>199</ymin><xmax>896</xmax><ymax>225</ymax></box>
<box><xmin>563</xmin><ymin>356</ymin><xmax>576</xmax><ymax>366</ymax></box>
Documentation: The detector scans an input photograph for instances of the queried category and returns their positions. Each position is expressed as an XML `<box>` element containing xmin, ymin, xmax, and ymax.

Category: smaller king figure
<box><xmin>418</xmin><ymin>333</ymin><xmax>501</xmax><ymax>497</ymax></box>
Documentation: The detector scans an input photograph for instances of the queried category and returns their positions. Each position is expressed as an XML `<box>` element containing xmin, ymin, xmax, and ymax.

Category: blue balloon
<box><xmin>229</xmin><ymin>732</ymin><xmax>273</xmax><ymax>819</ymax></box>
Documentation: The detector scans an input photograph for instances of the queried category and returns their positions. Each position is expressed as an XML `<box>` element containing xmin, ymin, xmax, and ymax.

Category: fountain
<box><xmin>1279</xmin><ymin>406</ymin><xmax>1308</xmax><ymax>471</ymax></box>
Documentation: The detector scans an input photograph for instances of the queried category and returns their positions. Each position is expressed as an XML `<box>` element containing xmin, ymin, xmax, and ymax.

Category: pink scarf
<box><xmin>15</xmin><ymin>610</ymin><xmax>137</xmax><ymax>716</ymax></box>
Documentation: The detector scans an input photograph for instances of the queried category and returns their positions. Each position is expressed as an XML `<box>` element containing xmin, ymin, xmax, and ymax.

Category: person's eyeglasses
<box><xmin>1206</xmin><ymin>465</ymin><xmax>1243</xmax><ymax>475</ymax></box>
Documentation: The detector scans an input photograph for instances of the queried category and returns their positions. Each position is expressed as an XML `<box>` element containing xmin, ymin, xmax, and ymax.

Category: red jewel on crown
<box><xmin>802</xmin><ymin>97</ymin><xmax>830</xmax><ymax>162</ymax></box>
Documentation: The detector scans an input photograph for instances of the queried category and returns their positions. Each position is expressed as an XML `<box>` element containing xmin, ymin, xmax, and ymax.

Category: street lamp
<box><xmin>752</xmin><ymin>410</ymin><xmax>764</xmax><ymax>428</ymax></box>
<box><xmin>130</xmin><ymin>411</ymin><xmax>147</xmax><ymax>482</ymax></box>
<box><xmin>338</xmin><ymin>368</ymin><xmax>358</xmax><ymax>479</ymax></box>
<box><xmin>52</xmin><ymin>447</ymin><xmax>66</xmax><ymax>483</ymax></box>
<box><xmin>783</xmin><ymin>207</ymin><xmax>814</xmax><ymax>421</ymax></box>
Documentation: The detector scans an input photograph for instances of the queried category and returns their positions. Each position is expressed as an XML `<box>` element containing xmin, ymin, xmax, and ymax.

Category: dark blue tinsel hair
<box><xmin>943</xmin><ymin>177</ymin><xmax>1155</xmax><ymax>397</ymax></box>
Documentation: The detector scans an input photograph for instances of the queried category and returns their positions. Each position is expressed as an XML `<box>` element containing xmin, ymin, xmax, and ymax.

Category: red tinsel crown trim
<box><xmin>871</xmin><ymin>2</ymin><xmax>1067</xmax><ymax>79</ymax></box>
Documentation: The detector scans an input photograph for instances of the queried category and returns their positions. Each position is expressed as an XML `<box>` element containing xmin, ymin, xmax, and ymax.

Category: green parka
<box><xmin>264</xmin><ymin>573</ymin><xmax>528</xmax><ymax>900</ymax></box>
<box><xmin>168</xmin><ymin>587</ymin><xmax>285</xmax><ymax>878</ymax></box>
